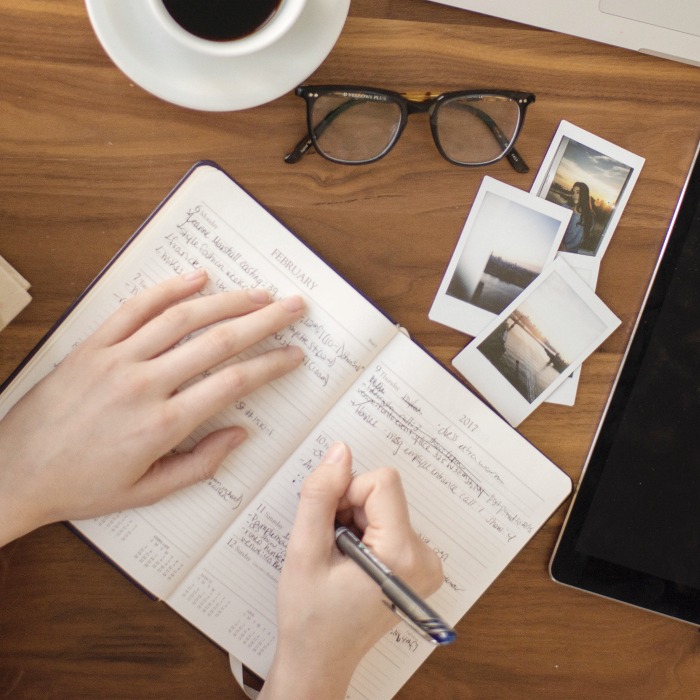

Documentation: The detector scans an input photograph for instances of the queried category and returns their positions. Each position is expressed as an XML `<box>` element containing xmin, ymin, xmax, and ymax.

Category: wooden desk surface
<box><xmin>1</xmin><ymin>1</ymin><xmax>699</xmax><ymax>697</ymax></box>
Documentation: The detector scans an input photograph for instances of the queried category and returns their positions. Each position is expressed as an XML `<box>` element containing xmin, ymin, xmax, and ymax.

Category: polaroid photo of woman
<box><xmin>531</xmin><ymin>121</ymin><xmax>645</xmax><ymax>272</ymax></box>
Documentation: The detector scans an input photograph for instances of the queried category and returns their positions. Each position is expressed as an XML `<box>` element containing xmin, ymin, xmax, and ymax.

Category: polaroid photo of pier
<box><xmin>453</xmin><ymin>257</ymin><xmax>620</xmax><ymax>427</ymax></box>
<box><xmin>430</xmin><ymin>177</ymin><xmax>571</xmax><ymax>338</ymax></box>
<box><xmin>531</xmin><ymin>121</ymin><xmax>644</xmax><ymax>270</ymax></box>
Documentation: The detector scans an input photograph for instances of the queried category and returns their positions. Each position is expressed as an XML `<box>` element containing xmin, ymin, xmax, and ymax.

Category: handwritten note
<box><xmin>169</xmin><ymin>331</ymin><xmax>571</xmax><ymax>698</ymax></box>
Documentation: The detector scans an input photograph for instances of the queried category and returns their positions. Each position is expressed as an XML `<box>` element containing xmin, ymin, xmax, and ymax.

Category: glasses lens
<box><xmin>435</xmin><ymin>95</ymin><xmax>522</xmax><ymax>165</ymax></box>
<box><xmin>309</xmin><ymin>92</ymin><xmax>402</xmax><ymax>163</ymax></box>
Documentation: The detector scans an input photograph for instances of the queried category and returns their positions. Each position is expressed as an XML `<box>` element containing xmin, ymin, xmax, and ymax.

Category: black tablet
<box><xmin>550</xmin><ymin>141</ymin><xmax>700</xmax><ymax>626</ymax></box>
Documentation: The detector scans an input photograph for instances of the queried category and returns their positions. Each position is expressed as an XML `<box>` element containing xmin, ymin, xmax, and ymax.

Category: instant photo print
<box><xmin>453</xmin><ymin>258</ymin><xmax>620</xmax><ymax>426</ymax></box>
<box><xmin>531</xmin><ymin>121</ymin><xmax>644</xmax><ymax>273</ymax></box>
<box><xmin>430</xmin><ymin>177</ymin><xmax>570</xmax><ymax>338</ymax></box>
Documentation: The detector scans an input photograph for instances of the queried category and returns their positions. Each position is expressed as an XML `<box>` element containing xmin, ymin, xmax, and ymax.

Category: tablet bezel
<box><xmin>549</xmin><ymin>140</ymin><xmax>700</xmax><ymax>626</ymax></box>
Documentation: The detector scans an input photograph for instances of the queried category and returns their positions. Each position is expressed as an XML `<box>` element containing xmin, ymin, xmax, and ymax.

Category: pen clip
<box><xmin>382</xmin><ymin>599</ymin><xmax>454</xmax><ymax>646</ymax></box>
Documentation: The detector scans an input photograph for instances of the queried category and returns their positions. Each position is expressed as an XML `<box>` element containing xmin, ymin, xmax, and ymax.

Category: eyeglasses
<box><xmin>284</xmin><ymin>85</ymin><xmax>535</xmax><ymax>172</ymax></box>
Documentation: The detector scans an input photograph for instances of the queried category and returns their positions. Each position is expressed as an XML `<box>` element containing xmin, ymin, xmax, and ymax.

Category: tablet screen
<box><xmin>550</xmin><ymin>144</ymin><xmax>700</xmax><ymax>625</ymax></box>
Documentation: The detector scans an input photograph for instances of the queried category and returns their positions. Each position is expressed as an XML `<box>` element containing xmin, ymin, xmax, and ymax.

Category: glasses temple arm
<box><xmin>451</xmin><ymin>102</ymin><xmax>529</xmax><ymax>173</ymax></box>
<box><xmin>284</xmin><ymin>134</ymin><xmax>314</xmax><ymax>164</ymax></box>
<box><xmin>285</xmin><ymin>99</ymin><xmax>368</xmax><ymax>164</ymax></box>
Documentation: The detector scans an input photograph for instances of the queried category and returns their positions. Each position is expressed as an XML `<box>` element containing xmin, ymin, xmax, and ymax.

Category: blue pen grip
<box><xmin>335</xmin><ymin>524</ymin><xmax>456</xmax><ymax>646</ymax></box>
<box><xmin>381</xmin><ymin>576</ymin><xmax>457</xmax><ymax>645</ymax></box>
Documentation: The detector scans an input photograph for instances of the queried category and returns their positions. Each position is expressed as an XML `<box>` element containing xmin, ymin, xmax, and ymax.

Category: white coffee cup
<box><xmin>148</xmin><ymin>0</ymin><xmax>307</xmax><ymax>57</ymax></box>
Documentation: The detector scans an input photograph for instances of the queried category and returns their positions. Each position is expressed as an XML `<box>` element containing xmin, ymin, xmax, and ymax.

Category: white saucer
<box><xmin>85</xmin><ymin>0</ymin><xmax>350</xmax><ymax>111</ymax></box>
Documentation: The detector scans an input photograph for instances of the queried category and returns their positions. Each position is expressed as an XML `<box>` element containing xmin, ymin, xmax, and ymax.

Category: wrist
<box><xmin>0</xmin><ymin>418</ymin><xmax>59</xmax><ymax>547</ymax></box>
<box><xmin>0</xmin><ymin>446</ymin><xmax>49</xmax><ymax>547</ymax></box>
<box><xmin>0</xmin><ymin>487</ymin><xmax>45</xmax><ymax>547</ymax></box>
<box><xmin>261</xmin><ymin>649</ymin><xmax>358</xmax><ymax>700</ymax></box>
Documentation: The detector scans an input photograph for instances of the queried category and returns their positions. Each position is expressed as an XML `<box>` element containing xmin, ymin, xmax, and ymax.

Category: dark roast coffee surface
<box><xmin>162</xmin><ymin>0</ymin><xmax>282</xmax><ymax>41</ymax></box>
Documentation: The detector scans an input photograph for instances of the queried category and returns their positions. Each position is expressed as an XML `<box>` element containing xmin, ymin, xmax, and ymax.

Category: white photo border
<box><xmin>545</xmin><ymin>256</ymin><xmax>601</xmax><ymax>406</ymax></box>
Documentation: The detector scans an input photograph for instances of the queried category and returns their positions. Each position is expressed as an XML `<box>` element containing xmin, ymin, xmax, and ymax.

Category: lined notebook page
<box><xmin>0</xmin><ymin>164</ymin><xmax>398</xmax><ymax>598</ymax></box>
<box><xmin>168</xmin><ymin>332</ymin><xmax>571</xmax><ymax>695</ymax></box>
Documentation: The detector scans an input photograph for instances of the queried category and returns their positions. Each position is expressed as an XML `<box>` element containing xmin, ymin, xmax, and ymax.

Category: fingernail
<box><xmin>286</xmin><ymin>345</ymin><xmax>305</xmax><ymax>363</ymax></box>
<box><xmin>324</xmin><ymin>441</ymin><xmax>346</xmax><ymax>464</ymax></box>
<box><xmin>247</xmin><ymin>287</ymin><xmax>271</xmax><ymax>304</ymax></box>
<box><xmin>183</xmin><ymin>268</ymin><xmax>207</xmax><ymax>281</ymax></box>
<box><xmin>226</xmin><ymin>427</ymin><xmax>248</xmax><ymax>451</ymax></box>
<box><xmin>281</xmin><ymin>295</ymin><xmax>304</xmax><ymax>313</ymax></box>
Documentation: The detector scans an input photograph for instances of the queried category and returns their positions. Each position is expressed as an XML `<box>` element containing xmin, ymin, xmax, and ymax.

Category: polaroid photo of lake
<box><xmin>531</xmin><ymin>121</ymin><xmax>644</xmax><ymax>270</ymax></box>
<box><xmin>430</xmin><ymin>177</ymin><xmax>570</xmax><ymax>337</ymax></box>
<box><xmin>453</xmin><ymin>257</ymin><xmax>620</xmax><ymax>427</ymax></box>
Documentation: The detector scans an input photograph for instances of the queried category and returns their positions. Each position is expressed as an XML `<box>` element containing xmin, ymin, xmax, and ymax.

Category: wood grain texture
<box><xmin>1</xmin><ymin>0</ymin><xmax>699</xmax><ymax>697</ymax></box>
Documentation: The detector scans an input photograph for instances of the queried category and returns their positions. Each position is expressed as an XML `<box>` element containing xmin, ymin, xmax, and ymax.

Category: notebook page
<box><xmin>0</xmin><ymin>164</ymin><xmax>397</xmax><ymax>598</ymax></box>
<box><xmin>167</xmin><ymin>332</ymin><xmax>571</xmax><ymax>695</ymax></box>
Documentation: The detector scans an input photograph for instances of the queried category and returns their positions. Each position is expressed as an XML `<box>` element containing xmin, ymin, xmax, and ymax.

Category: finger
<box><xmin>86</xmin><ymin>270</ymin><xmax>208</xmax><ymax>349</ymax></box>
<box><xmin>286</xmin><ymin>442</ymin><xmax>353</xmax><ymax>566</ymax></box>
<box><xmin>152</xmin><ymin>295</ymin><xmax>306</xmax><ymax>387</ymax></box>
<box><xmin>341</xmin><ymin>468</ymin><xmax>412</xmax><ymax>548</ymax></box>
<box><xmin>168</xmin><ymin>344</ymin><xmax>304</xmax><ymax>431</ymax></box>
<box><xmin>124</xmin><ymin>287</ymin><xmax>275</xmax><ymax>361</ymax></box>
<box><xmin>343</xmin><ymin>468</ymin><xmax>444</xmax><ymax>594</ymax></box>
<box><xmin>127</xmin><ymin>426</ymin><xmax>248</xmax><ymax>507</ymax></box>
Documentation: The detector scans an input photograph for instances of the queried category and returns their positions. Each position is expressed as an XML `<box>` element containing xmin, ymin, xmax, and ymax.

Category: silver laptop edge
<box><xmin>429</xmin><ymin>0</ymin><xmax>700</xmax><ymax>67</ymax></box>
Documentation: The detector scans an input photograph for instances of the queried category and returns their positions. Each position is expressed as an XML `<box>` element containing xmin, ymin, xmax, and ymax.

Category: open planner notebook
<box><xmin>0</xmin><ymin>162</ymin><xmax>572</xmax><ymax>699</ymax></box>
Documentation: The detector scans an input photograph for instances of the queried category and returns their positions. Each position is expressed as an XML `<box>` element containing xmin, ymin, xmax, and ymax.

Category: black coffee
<box><xmin>162</xmin><ymin>0</ymin><xmax>283</xmax><ymax>42</ymax></box>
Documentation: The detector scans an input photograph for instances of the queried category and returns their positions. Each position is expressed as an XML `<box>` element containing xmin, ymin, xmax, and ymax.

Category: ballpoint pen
<box><xmin>334</xmin><ymin>523</ymin><xmax>457</xmax><ymax>646</ymax></box>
